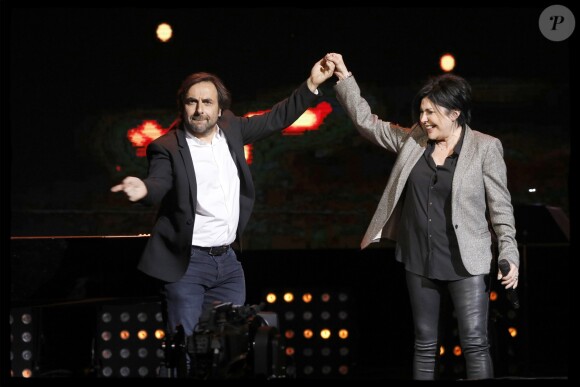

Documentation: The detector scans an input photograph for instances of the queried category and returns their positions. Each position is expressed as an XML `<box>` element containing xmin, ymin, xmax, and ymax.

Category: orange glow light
<box><xmin>303</xmin><ymin>329</ymin><xmax>314</xmax><ymax>339</ymax></box>
<box><xmin>302</xmin><ymin>293</ymin><xmax>313</xmax><ymax>303</ymax></box>
<box><xmin>266</xmin><ymin>293</ymin><xmax>277</xmax><ymax>303</ymax></box>
<box><xmin>155</xmin><ymin>329</ymin><xmax>165</xmax><ymax>340</ymax></box>
<box><xmin>244</xmin><ymin>144</ymin><xmax>253</xmax><ymax>165</ymax></box>
<box><xmin>453</xmin><ymin>345</ymin><xmax>462</xmax><ymax>356</ymax></box>
<box><xmin>283</xmin><ymin>292</ymin><xmax>295</xmax><ymax>303</ymax></box>
<box><xmin>320</xmin><ymin>329</ymin><xmax>331</xmax><ymax>339</ymax></box>
<box><xmin>490</xmin><ymin>291</ymin><xmax>498</xmax><ymax>301</ymax></box>
<box><xmin>156</xmin><ymin>23</ymin><xmax>173</xmax><ymax>42</ymax></box>
<box><xmin>244</xmin><ymin>101</ymin><xmax>332</xmax><ymax>136</ymax></box>
<box><xmin>440</xmin><ymin>53</ymin><xmax>456</xmax><ymax>72</ymax></box>
<box><xmin>284</xmin><ymin>101</ymin><xmax>332</xmax><ymax>135</ymax></box>
<box><xmin>244</xmin><ymin>109</ymin><xmax>270</xmax><ymax>118</ymax></box>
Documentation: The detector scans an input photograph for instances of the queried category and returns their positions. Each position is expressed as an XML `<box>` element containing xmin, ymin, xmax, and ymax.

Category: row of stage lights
<box><xmin>94</xmin><ymin>303</ymin><xmax>165</xmax><ymax>378</ymax></box>
<box><xmin>10</xmin><ymin>287</ymin><xmax>521</xmax><ymax>379</ymax></box>
<box><xmin>94</xmin><ymin>291</ymin><xmax>355</xmax><ymax>379</ymax></box>
<box><xmin>262</xmin><ymin>288</ymin><xmax>521</xmax><ymax>379</ymax></box>
<box><xmin>263</xmin><ymin>290</ymin><xmax>354</xmax><ymax>378</ymax></box>
<box><xmin>10</xmin><ymin>307</ymin><xmax>35</xmax><ymax>378</ymax></box>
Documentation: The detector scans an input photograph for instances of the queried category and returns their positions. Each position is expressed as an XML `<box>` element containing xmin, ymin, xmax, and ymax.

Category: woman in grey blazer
<box><xmin>325</xmin><ymin>53</ymin><xmax>520</xmax><ymax>380</ymax></box>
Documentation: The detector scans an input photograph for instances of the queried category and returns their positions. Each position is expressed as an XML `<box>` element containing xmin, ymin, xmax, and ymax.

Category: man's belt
<box><xmin>192</xmin><ymin>245</ymin><xmax>230</xmax><ymax>256</ymax></box>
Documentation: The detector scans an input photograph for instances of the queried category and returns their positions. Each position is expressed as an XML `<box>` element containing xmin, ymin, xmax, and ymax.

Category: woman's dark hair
<box><xmin>171</xmin><ymin>72</ymin><xmax>232</xmax><ymax>129</ymax></box>
<box><xmin>411</xmin><ymin>73</ymin><xmax>472</xmax><ymax>129</ymax></box>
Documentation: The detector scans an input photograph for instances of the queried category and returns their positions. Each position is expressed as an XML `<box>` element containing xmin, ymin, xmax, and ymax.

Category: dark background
<box><xmin>7</xmin><ymin>6</ymin><xmax>572</xmax><ymax>243</ymax></box>
<box><xmin>4</xmin><ymin>5</ymin><xmax>572</xmax><ymax>381</ymax></box>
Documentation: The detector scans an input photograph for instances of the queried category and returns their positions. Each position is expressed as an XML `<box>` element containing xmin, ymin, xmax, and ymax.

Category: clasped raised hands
<box><xmin>325</xmin><ymin>53</ymin><xmax>350</xmax><ymax>81</ymax></box>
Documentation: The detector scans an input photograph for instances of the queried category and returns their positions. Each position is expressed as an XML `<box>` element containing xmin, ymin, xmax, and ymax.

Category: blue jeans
<box><xmin>163</xmin><ymin>246</ymin><xmax>245</xmax><ymax>336</ymax></box>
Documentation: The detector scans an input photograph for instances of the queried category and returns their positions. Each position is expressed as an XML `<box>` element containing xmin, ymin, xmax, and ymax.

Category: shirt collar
<box><xmin>185</xmin><ymin>126</ymin><xmax>223</xmax><ymax>145</ymax></box>
<box><xmin>427</xmin><ymin>126</ymin><xmax>466</xmax><ymax>156</ymax></box>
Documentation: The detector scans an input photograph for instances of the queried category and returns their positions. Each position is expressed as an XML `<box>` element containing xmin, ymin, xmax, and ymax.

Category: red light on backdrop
<box><xmin>244</xmin><ymin>101</ymin><xmax>332</xmax><ymax>136</ymax></box>
<box><xmin>283</xmin><ymin>101</ymin><xmax>332</xmax><ymax>135</ymax></box>
<box><xmin>125</xmin><ymin>102</ymin><xmax>331</xmax><ymax>163</ymax></box>
<box><xmin>244</xmin><ymin>109</ymin><xmax>270</xmax><ymax>118</ymax></box>
<box><xmin>127</xmin><ymin>120</ymin><xmax>169</xmax><ymax>157</ymax></box>
<box><xmin>244</xmin><ymin>144</ymin><xmax>253</xmax><ymax>165</ymax></box>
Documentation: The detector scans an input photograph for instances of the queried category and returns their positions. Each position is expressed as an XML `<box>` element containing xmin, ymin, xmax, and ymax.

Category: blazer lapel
<box><xmin>361</xmin><ymin>127</ymin><xmax>427</xmax><ymax>248</ymax></box>
<box><xmin>452</xmin><ymin>126</ymin><xmax>474</xmax><ymax>200</ymax></box>
<box><xmin>218</xmin><ymin>121</ymin><xmax>239</xmax><ymax>165</ymax></box>
<box><xmin>176</xmin><ymin>128</ymin><xmax>198</xmax><ymax>200</ymax></box>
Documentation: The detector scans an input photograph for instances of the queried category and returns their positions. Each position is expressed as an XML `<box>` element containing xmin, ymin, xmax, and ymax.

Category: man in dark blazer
<box><xmin>111</xmin><ymin>57</ymin><xmax>334</xmax><ymax>344</ymax></box>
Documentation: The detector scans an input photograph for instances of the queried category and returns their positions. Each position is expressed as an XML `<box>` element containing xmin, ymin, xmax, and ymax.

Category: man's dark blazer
<box><xmin>137</xmin><ymin>81</ymin><xmax>320</xmax><ymax>282</ymax></box>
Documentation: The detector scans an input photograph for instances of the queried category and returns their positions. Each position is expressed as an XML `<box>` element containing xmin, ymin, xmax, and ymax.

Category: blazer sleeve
<box><xmin>484</xmin><ymin>137</ymin><xmax>520</xmax><ymax>268</ymax></box>
<box><xmin>237</xmin><ymin>81</ymin><xmax>321</xmax><ymax>144</ymax></box>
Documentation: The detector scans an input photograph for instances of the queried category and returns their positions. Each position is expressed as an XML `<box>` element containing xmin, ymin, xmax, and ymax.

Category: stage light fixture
<box><xmin>508</xmin><ymin>327</ymin><xmax>518</xmax><ymax>338</ymax></box>
<box><xmin>284</xmin><ymin>292</ymin><xmax>295</xmax><ymax>303</ymax></box>
<box><xmin>94</xmin><ymin>300</ymin><xmax>165</xmax><ymax>378</ymax></box>
<box><xmin>262</xmin><ymin>288</ymin><xmax>355</xmax><ymax>378</ymax></box>
<box><xmin>266</xmin><ymin>292</ymin><xmax>277</xmax><ymax>303</ymax></box>
<box><xmin>10</xmin><ymin>307</ymin><xmax>38</xmax><ymax>378</ymax></box>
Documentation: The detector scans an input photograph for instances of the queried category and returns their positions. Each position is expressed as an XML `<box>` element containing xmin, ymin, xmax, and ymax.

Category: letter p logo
<box><xmin>550</xmin><ymin>15</ymin><xmax>565</xmax><ymax>30</ymax></box>
<box><xmin>539</xmin><ymin>5</ymin><xmax>575</xmax><ymax>41</ymax></box>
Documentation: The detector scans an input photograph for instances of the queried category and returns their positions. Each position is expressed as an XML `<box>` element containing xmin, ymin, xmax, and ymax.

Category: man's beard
<box><xmin>184</xmin><ymin>115</ymin><xmax>218</xmax><ymax>136</ymax></box>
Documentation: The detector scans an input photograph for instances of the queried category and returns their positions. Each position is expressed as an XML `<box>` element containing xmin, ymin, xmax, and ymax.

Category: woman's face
<box><xmin>419</xmin><ymin>97</ymin><xmax>457</xmax><ymax>141</ymax></box>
